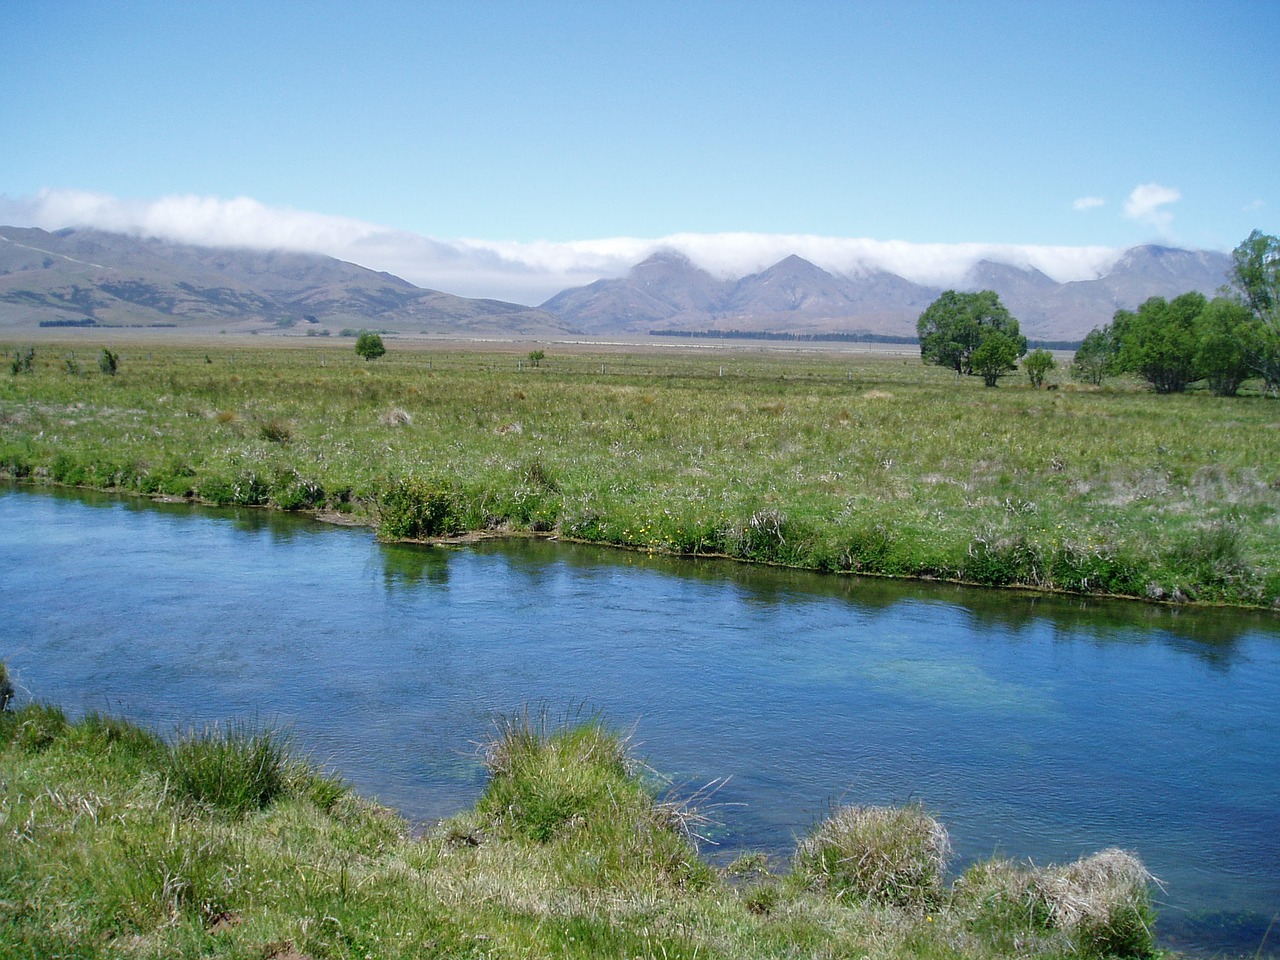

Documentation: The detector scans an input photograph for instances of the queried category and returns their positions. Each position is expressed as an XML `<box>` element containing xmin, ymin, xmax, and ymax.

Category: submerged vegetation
<box><xmin>1</xmin><ymin>338</ymin><xmax>1278</xmax><ymax>607</ymax></box>
<box><xmin>0</xmin><ymin>673</ymin><xmax>1160</xmax><ymax>959</ymax></box>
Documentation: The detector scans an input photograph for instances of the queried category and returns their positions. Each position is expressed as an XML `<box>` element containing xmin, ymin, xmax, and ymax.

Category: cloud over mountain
<box><xmin>2</xmin><ymin>189</ymin><xmax>1129</xmax><ymax>307</ymax></box>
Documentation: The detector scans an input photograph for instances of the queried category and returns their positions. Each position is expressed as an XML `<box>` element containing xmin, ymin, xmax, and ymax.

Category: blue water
<box><xmin>2</xmin><ymin>487</ymin><xmax>1278</xmax><ymax>956</ymax></box>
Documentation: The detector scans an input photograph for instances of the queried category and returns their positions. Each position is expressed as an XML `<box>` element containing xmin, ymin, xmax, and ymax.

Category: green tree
<box><xmin>1111</xmin><ymin>293</ymin><xmax>1205</xmax><ymax>393</ymax></box>
<box><xmin>98</xmin><ymin>348</ymin><xmax>119</xmax><ymax>376</ymax></box>
<box><xmin>1228</xmin><ymin>229</ymin><xmax>1280</xmax><ymax>395</ymax></box>
<box><xmin>1070</xmin><ymin>327</ymin><xmax>1118</xmax><ymax>385</ymax></box>
<box><xmin>1194</xmin><ymin>298</ymin><xmax>1253</xmax><ymax>396</ymax></box>
<box><xmin>917</xmin><ymin>290</ymin><xmax>1026</xmax><ymax>377</ymax></box>
<box><xmin>355</xmin><ymin>331</ymin><xmax>386</xmax><ymax>360</ymax></box>
<box><xmin>1022</xmin><ymin>348</ymin><xmax>1056</xmax><ymax>388</ymax></box>
<box><xmin>528</xmin><ymin>349</ymin><xmax>546</xmax><ymax>368</ymax></box>
<box><xmin>971</xmin><ymin>330</ymin><xmax>1022</xmax><ymax>387</ymax></box>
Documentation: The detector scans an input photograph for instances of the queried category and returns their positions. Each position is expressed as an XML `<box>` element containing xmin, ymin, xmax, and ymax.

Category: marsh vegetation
<box><xmin>1</xmin><ymin>338</ymin><xmax>1277</xmax><ymax>606</ymax></box>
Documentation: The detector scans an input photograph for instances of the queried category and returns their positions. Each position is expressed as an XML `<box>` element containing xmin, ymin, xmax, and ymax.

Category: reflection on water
<box><xmin>2</xmin><ymin>485</ymin><xmax>1277</xmax><ymax>957</ymax></box>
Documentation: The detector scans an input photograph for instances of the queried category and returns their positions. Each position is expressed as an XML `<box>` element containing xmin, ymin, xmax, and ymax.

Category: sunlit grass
<box><xmin>0</xmin><ymin>680</ymin><xmax>1161</xmax><ymax>959</ymax></box>
<box><xmin>3</xmin><ymin>338</ymin><xmax>1277</xmax><ymax>605</ymax></box>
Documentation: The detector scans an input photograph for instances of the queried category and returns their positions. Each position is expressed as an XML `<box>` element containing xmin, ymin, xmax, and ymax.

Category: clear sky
<box><xmin>2</xmin><ymin>0</ymin><xmax>1276</xmax><ymax>303</ymax></box>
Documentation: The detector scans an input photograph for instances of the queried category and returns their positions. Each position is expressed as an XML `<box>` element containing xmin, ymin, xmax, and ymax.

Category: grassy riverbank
<box><xmin>2</xmin><ymin>338</ymin><xmax>1278</xmax><ymax>607</ymax></box>
<box><xmin>0</xmin><ymin>674</ymin><xmax>1158</xmax><ymax>959</ymax></box>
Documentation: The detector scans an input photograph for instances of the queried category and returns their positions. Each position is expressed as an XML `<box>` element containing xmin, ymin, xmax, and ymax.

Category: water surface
<box><xmin>2</xmin><ymin>487</ymin><xmax>1277</xmax><ymax>956</ymax></box>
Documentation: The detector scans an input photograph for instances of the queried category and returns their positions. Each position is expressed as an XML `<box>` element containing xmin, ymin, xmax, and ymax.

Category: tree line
<box><xmin>916</xmin><ymin>230</ymin><xmax>1279</xmax><ymax>396</ymax></box>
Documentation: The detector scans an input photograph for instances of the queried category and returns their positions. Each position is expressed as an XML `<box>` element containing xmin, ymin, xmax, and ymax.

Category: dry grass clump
<box><xmin>956</xmin><ymin>848</ymin><xmax>1157</xmax><ymax>958</ymax></box>
<box><xmin>380</xmin><ymin>406</ymin><xmax>413</xmax><ymax>426</ymax></box>
<box><xmin>792</xmin><ymin>804</ymin><xmax>951</xmax><ymax>907</ymax></box>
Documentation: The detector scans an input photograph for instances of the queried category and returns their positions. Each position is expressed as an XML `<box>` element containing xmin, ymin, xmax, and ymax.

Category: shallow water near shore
<box><xmin>3</xmin><ymin>485</ymin><xmax>1278</xmax><ymax>956</ymax></box>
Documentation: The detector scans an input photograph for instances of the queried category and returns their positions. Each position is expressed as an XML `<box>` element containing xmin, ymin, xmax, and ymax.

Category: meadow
<box><xmin>2</xmin><ymin>336</ymin><xmax>1278</xmax><ymax>607</ymax></box>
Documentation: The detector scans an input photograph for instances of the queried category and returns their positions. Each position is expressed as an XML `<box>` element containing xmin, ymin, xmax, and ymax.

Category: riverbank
<box><xmin>3</xmin><ymin>338</ymin><xmax>1277</xmax><ymax>608</ymax></box>
<box><xmin>0</xmin><ymin>671</ymin><xmax>1161</xmax><ymax>960</ymax></box>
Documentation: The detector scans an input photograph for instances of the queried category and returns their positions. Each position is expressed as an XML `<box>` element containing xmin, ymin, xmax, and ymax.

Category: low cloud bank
<box><xmin>2</xmin><ymin>189</ymin><xmax>1124</xmax><ymax>305</ymax></box>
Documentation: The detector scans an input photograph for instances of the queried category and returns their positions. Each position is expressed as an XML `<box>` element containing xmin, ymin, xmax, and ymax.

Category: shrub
<box><xmin>377</xmin><ymin>475</ymin><xmax>465</xmax><ymax>539</ymax></box>
<box><xmin>1023</xmin><ymin>348</ymin><xmax>1057</xmax><ymax>388</ymax></box>
<box><xmin>792</xmin><ymin>803</ymin><xmax>951</xmax><ymax>906</ymax></box>
<box><xmin>9</xmin><ymin>346</ymin><xmax>35</xmax><ymax>374</ymax></box>
<box><xmin>98</xmin><ymin>347</ymin><xmax>119</xmax><ymax>375</ymax></box>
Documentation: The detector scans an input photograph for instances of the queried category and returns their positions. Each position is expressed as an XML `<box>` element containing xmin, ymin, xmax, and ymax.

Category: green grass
<box><xmin>0</xmin><ymin>678</ymin><xmax>1161</xmax><ymax>959</ymax></box>
<box><xmin>3</xmin><ymin>337</ymin><xmax>1279</xmax><ymax>606</ymax></box>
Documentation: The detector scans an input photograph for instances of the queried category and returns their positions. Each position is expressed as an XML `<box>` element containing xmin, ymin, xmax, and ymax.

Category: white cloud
<box><xmin>1073</xmin><ymin>196</ymin><xmax>1106</xmax><ymax>211</ymax></box>
<box><xmin>0</xmin><ymin>189</ymin><xmax>1124</xmax><ymax>305</ymax></box>
<box><xmin>1123</xmin><ymin>183</ymin><xmax>1181</xmax><ymax>228</ymax></box>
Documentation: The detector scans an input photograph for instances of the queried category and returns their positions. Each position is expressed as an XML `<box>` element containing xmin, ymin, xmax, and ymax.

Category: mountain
<box><xmin>977</xmin><ymin>246</ymin><xmax>1236</xmax><ymax>340</ymax></box>
<box><xmin>542</xmin><ymin>244</ymin><xmax>1235</xmax><ymax>341</ymax></box>
<box><xmin>0</xmin><ymin>227</ymin><xmax>571</xmax><ymax>335</ymax></box>
<box><xmin>542</xmin><ymin>251</ymin><xmax>945</xmax><ymax>337</ymax></box>
<box><xmin>1</xmin><ymin>226</ymin><xmax>1235</xmax><ymax>343</ymax></box>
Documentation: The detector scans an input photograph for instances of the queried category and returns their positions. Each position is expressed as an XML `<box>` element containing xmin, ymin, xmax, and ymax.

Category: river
<box><xmin>2</xmin><ymin>486</ymin><xmax>1277</xmax><ymax>956</ymax></box>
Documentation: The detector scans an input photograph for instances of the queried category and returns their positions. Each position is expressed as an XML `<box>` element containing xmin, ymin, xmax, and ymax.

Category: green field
<box><xmin>3</xmin><ymin>336</ymin><xmax>1278</xmax><ymax>607</ymax></box>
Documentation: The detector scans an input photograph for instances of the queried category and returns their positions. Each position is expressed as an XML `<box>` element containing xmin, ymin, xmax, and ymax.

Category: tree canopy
<box><xmin>1228</xmin><ymin>229</ymin><xmax>1280</xmax><ymax>395</ymax></box>
<box><xmin>355</xmin><ymin>331</ymin><xmax>386</xmax><ymax>360</ymax></box>
<box><xmin>917</xmin><ymin>290</ymin><xmax>1026</xmax><ymax>381</ymax></box>
<box><xmin>1022</xmin><ymin>348</ymin><xmax>1056</xmax><ymax>389</ymax></box>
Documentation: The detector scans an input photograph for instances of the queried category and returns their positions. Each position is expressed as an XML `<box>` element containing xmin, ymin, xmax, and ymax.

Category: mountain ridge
<box><xmin>0</xmin><ymin>226</ymin><xmax>1234</xmax><ymax>341</ymax></box>
<box><xmin>0</xmin><ymin>227</ymin><xmax>571</xmax><ymax>335</ymax></box>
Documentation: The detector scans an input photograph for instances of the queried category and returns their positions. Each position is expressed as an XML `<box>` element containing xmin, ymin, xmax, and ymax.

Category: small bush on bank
<box><xmin>792</xmin><ymin>803</ymin><xmax>951</xmax><ymax>906</ymax></box>
<box><xmin>376</xmin><ymin>475</ymin><xmax>465</xmax><ymax>539</ymax></box>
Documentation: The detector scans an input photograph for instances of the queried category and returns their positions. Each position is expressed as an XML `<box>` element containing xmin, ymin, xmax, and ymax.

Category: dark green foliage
<box><xmin>354</xmin><ymin>331</ymin><xmax>386</xmax><ymax>360</ymax></box>
<box><xmin>972</xmin><ymin>330</ymin><xmax>1022</xmax><ymax>387</ymax></box>
<box><xmin>917</xmin><ymin>290</ymin><xmax>1026</xmax><ymax>377</ymax></box>
<box><xmin>1022</xmin><ymin>348</ymin><xmax>1056</xmax><ymax>388</ymax></box>
<box><xmin>9</xmin><ymin>346</ymin><xmax>35</xmax><ymax>375</ymax></box>
<box><xmin>1111</xmin><ymin>293</ymin><xmax>1206</xmax><ymax>393</ymax></box>
<box><xmin>1071</xmin><ymin>327</ymin><xmax>1119</xmax><ymax>385</ymax></box>
<box><xmin>1229</xmin><ymin>230</ymin><xmax>1280</xmax><ymax>394</ymax></box>
<box><xmin>377</xmin><ymin>475</ymin><xmax>465</xmax><ymax>538</ymax></box>
<box><xmin>1195</xmin><ymin>298</ymin><xmax>1254</xmax><ymax>396</ymax></box>
<box><xmin>98</xmin><ymin>348</ymin><xmax>119</xmax><ymax>376</ymax></box>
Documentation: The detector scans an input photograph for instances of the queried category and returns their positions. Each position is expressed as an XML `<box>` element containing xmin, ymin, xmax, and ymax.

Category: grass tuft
<box><xmin>792</xmin><ymin>803</ymin><xmax>952</xmax><ymax>907</ymax></box>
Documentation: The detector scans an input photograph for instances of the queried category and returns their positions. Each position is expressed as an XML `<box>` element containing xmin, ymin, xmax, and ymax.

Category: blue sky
<box><xmin>2</xmin><ymin>1</ymin><xmax>1276</xmax><ymax>302</ymax></box>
